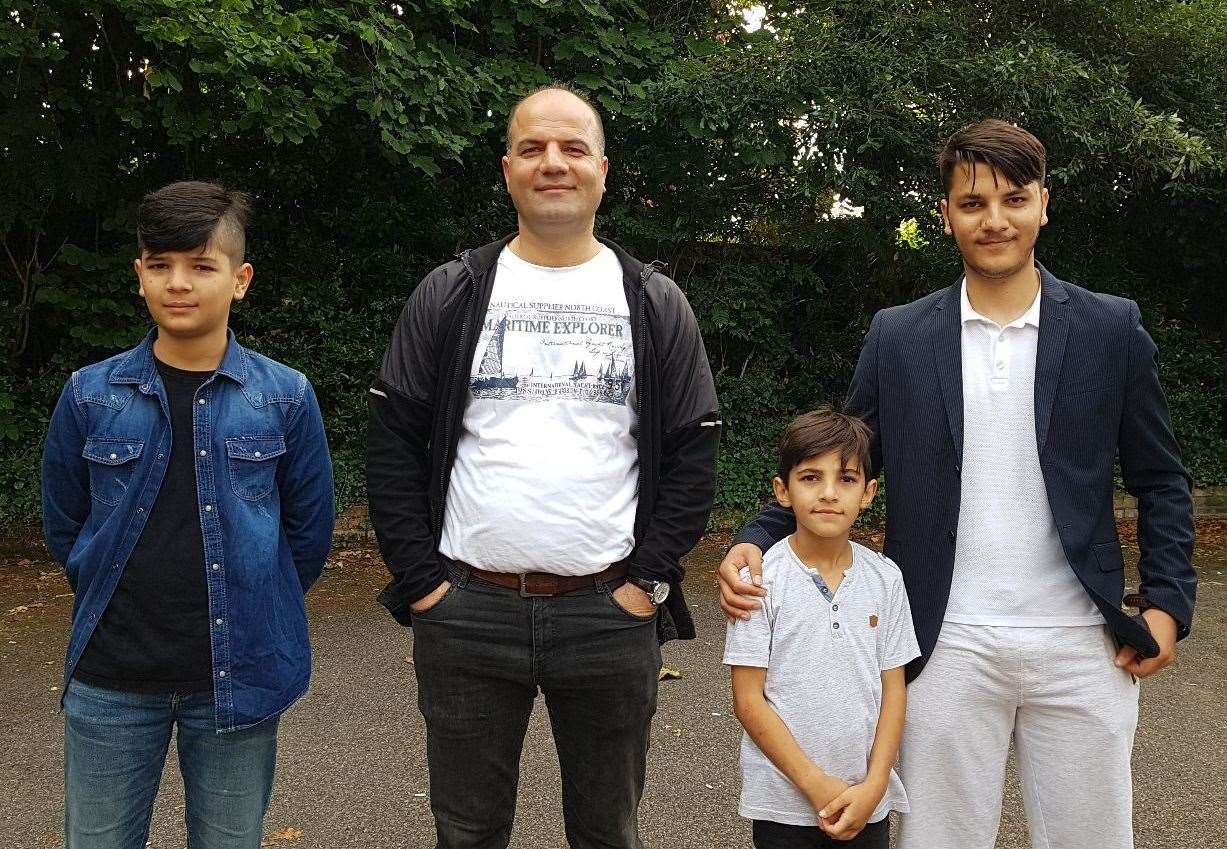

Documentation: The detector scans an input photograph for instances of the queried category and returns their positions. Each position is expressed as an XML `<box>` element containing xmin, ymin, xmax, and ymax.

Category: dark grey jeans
<box><xmin>410</xmin><ymin>566</ymin><xmax>662</xmax><ymax>849</ymax></box>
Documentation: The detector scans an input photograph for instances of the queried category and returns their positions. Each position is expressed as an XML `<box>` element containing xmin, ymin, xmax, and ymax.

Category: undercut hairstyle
<box><xmin>504</xmin><ymin>82</ymin><xmax>606</xmax><ymax>155</ymax></box>
<box><xmin>137</xmin><ymin>181</ymin><xmax>252</xmax><ymax>263</ymax></box>
<box><xmin>937</xmin><ymin>119</ymin><xmax>1047</xmax><ymax>194</ymax></box>
<box><xmin>777</xmin><ymin>406</ymin><xmax>874</xmax><ymax>485</ymax></box>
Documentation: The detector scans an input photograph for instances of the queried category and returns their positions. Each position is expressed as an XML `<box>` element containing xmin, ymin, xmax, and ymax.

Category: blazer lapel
<box><xmin>1033</xmin><ymin>263</ymin><xmax>1070</xmax><ymax>454</ymax></box>
<box><xmin>931</xmin><ymin>281</ymin><xmax>964</xmax><ymax>464</ymax></box>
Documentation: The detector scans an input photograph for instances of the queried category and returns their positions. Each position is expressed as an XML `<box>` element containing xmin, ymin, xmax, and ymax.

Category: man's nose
<box><xmin>540</xmin><ymin>143</ymin><xmax>568</xmax><ymax>172</ymax></box>
<box><xmin>982</xmin><ymin>203</ymin><xmax>1009</xmax><ymax>231</ymax></box>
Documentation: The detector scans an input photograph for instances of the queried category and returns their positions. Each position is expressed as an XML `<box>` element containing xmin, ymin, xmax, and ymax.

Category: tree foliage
<box><xmin>2</xmin><ymin>0</ymin><xmax>1223</xmax><ymax>529</ymax></box>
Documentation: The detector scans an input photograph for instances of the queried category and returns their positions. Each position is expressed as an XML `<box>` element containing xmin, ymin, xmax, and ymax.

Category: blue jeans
<box><xmin>63</xmin><ymin>680</ymin><xmax>279</xmax><ymax>849</ymax></box>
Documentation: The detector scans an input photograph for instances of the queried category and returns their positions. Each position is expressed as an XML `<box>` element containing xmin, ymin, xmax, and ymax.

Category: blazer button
<box><xmin>948</xmin><ymin>530</ymin><xmax>956</xmax><ymax>543</ymax></box>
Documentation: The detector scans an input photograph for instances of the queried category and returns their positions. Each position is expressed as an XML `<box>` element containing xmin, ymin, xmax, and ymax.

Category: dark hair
<box><xmin>777</xmin><ymin>406</ymin><xmax>873</xmax><ymax>484</ymax></box>
<box><xmin>505</xmin><ymin>82</ymin><xmax>606</xmax><ymax>155</ymax></box>
<box><xmin>137</xmin><ymin>181</ymin><xmax>252</xmax><ymax>262</ymax></box>
<box><xmin>937</xmin><ymin>119</ymin><xmax>1047</xmax><ymax>194</ymax></box>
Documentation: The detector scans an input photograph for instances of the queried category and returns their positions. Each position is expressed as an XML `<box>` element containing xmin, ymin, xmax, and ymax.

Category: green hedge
<box><xmin>2</xmin><ymin>0</ymin><xmax>1223</xmax><ymax>532</ymax></box>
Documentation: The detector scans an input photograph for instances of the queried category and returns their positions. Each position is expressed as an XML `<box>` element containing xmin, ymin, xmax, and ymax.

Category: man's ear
<box><xmin>772</xmin><ymin>476</ymin><xmax>791</xmax><ymax>508</ymax></box>
<box><xmin>1039</xmin><ymin>186</ymin><xmax>1050</xmax><ymax>227</ymax></box>
<box><xmin>939</xmin><ymin>198</ymin><xmax>952</xmax><ymax>235</ymax></box>
<box><xmin>133</xmin><ymin>258</ymin><xmax>146</xmax><ymax>298</ymax></box>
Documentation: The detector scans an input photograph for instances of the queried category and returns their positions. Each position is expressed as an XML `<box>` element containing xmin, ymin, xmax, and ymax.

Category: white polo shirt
<box><xmin>724</xmin><ymin>539</ymin><xmax>920</xmax><ymax>827</ymax></box>
<box><xmin>945</xmin><ymin>282</ymin><xmax>1103</xmax><ymax>626</ymax></box>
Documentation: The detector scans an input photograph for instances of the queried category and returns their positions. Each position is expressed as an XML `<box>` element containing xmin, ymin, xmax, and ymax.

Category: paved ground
<box><xmin>2</xmin><ymin>523</ymin><xmax>1225</xmax><ymax>848</ymax></box>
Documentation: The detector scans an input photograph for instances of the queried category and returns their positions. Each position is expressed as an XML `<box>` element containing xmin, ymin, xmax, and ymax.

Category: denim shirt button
<box><xmin>212</xmin><ymin>563</ymin><xmax>220</xmax><ymax>570</ymax></box>
<box><xmin>109</xmin><ymin>453</ymin><xmax>117</xmax><ymax>460</ymax></box>
<box><xmin>198</xmin><ymin>398</ymin><xmax>206</xmax><ymax>405</ymax></box>
<box><xmin>199</xmin><ymin>450</ymin><xmax>207</xmax><ymax>457</ymax></box>
<box><xmin>218</xmin><ymin>670</ymin><xmax>226</xmax><ymax>678</ymax></box>
<box><xmin>215</xmin><ymin>618</ymin><xmax>224</xmax><ymax>626</ymax></box>
<box><xmin>204</xmin><ymin>505</ymin><xmax>212</xmax><ymax>512</ymax></box>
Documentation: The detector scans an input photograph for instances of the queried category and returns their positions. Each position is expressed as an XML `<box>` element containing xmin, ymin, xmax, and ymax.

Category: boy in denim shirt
<box><xmin>41</xmin><ymin>181</ymin><xmax>334</xmax><ymax>849</ymax></box>
<box><xmin>725</xmin><ymin>408</ymin><xmax>918</xmax><ymax>848</ymax></box>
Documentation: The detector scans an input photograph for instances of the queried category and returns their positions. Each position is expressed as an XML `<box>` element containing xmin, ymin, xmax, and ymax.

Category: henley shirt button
<box><xmin>832</xmin><ymin>604</ymin><xmax>839</xmax><ymax>611</ymax></box>
<box><xmin>832</xmin><ymin>622</ymin><xmax>840</xmax><ymax>629</ymax></box>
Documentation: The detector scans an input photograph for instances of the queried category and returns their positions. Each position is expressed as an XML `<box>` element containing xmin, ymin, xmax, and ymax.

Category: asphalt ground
<box><xmin>2</xmin><ymin>523</ymin><xmax>1225</xmax><ymax>848</ymax></box>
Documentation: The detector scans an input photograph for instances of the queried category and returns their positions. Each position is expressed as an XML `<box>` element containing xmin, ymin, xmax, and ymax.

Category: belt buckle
<box><xmin>518</xmin><ymin>574</ymin><xmax>553</xmax><ymax>598</ymax></box>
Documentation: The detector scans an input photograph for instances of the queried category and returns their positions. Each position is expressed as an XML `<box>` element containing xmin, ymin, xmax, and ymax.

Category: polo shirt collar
<box><xmin>959</xmin><ymin>277</ymin><xmax>1041</xmax><ymax>330</ymax></box>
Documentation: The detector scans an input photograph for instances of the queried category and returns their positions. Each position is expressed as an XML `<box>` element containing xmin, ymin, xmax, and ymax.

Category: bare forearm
<box><xmin>735</xmin><ymin>693</ymin><xmax>828</xmax><ymax>789</ymax></box>
<box><xmin>865</xmin><ymin>669</ymin><xmax>906</xmax><ymax>788</ymax></box>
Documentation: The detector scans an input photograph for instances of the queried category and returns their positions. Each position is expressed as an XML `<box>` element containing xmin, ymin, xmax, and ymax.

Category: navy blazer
<box><xmin>737</xmin><ymin>265</ymin><xmax>1196</xmax><ymax>682</ymax></box>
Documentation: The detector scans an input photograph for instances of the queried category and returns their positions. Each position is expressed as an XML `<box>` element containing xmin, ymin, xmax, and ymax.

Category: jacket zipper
<box><xmin>433</xmin><ymin>251</ymin><xmax>479</xmax><ymax>535</ymax></box>
<box><xmin>634</xmin><ymin>262</ymin><xmax>656</xmax><ymax>541</ymax></box>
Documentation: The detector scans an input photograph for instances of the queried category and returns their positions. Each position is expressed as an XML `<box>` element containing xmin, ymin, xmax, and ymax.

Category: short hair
<box><xmin>937</xmin><ymin>119</ymin><xmax>1047</xmax><ymax>194</ymax></box>
<box><xmin>504</xmin><ymin>82</ymin><xmax>606</xmax><ymax>155</ymax></box>
<box><xmin>137</xmin><ymin>181</ymin><xmax>252</xmax><ymax>262</ymax></box>
<box><xmin>777</xmin><ymin>407</ymin><xmax>874</xmax><ymax>484</ymax></box>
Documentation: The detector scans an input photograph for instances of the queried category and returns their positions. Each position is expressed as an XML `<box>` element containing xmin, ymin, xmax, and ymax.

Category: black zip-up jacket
<box><xmin>367</xmin><ymin>235</ymin><xmax>720</xmax><ymax>642</ymax></box>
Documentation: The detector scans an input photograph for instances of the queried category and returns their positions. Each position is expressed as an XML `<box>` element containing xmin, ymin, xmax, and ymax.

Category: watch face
<box><xmin>651</xmin><ymin>581</ymin><xmax>670</xmax><ymax>605</ymax></box>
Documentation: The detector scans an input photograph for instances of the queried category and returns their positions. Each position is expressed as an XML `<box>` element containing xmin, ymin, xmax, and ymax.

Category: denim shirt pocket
<box><xmin>225</xmin><ymin>436</ymin><xmax>287</xmax><ymax>501</ymax></box>
<box><xmin>81</xmin><ymin>437</ymin><xmax>144</xmax><ymax>507</ymax></box>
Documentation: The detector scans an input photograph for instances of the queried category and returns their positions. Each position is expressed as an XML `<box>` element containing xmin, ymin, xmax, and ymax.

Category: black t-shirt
<box><xmin>75</xmin><ymin>358</ymin><xmax>215</xmax><ymax>694</ymax></box>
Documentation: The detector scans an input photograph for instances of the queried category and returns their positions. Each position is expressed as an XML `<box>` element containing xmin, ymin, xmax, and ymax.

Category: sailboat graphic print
<box><xmin>472</xmin><ymin>315</ymin><xmax>519</xmax><ymax>392</ymax></box>
<box><xmin>469</xmin><ymin>302</ymin><xmax>634</xmax><ymax>406</ymax></box>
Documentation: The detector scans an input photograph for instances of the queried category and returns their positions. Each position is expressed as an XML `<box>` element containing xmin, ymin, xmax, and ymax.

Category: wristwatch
<box><xmin>629</xmin><ymin>577</ymin><xmax>670</xmax><ymax>606</ymax></box>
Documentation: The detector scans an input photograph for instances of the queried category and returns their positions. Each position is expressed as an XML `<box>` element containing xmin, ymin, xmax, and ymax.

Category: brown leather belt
<box><xmin>463</xmin><ymin>562</ymin><xmax>629</xmax><ymax>597</ymax></box>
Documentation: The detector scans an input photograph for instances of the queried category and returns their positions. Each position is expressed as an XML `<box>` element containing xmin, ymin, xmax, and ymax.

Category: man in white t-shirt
<box><xmin>368</xmin><ymin>84</ymin><xmax>720</xmax><ymax>849</ymax></box>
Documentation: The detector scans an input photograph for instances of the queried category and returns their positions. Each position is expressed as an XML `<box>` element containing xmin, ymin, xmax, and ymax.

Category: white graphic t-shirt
<box><xmin>439</xmin><ymin>245</ymin><xmax>639</xmax><ymax>575</ymax></box>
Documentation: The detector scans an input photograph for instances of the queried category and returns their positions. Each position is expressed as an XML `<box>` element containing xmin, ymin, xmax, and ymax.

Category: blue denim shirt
<box><xmin>42</xmin><ymin>330</ymin><xmax>335</xmax><ymax>732</ymax></box>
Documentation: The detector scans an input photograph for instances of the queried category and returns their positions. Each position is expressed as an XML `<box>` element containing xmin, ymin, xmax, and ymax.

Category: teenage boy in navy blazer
<box><xmin>717</xmin><ymin>120</ymin><xmax>1195</xmax><ymax>849</ymax></box>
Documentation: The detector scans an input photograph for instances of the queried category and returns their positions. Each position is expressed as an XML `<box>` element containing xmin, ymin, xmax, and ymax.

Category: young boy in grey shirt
<box><xmin>724</xmin><ymin>408</ymin><xmax>919</xmax><ymax>848</ymax></box>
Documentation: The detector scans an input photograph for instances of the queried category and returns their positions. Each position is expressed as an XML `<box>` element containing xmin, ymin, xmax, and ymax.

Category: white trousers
<box><xmin>896</xmin><ymin>623</ymin><xmax>1139</xmax><ymax>849</ymax></box>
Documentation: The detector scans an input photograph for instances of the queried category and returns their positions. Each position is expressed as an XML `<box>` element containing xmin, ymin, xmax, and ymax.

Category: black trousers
<box><xmin>411</xmin><ymin>566</ymin><xmax>662</xmax><ymax>849</ymax></box>
<box><xmin>752</xmin><ymin>817</ymin><xmax>890</xmax><ymax>849</ymax></box>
